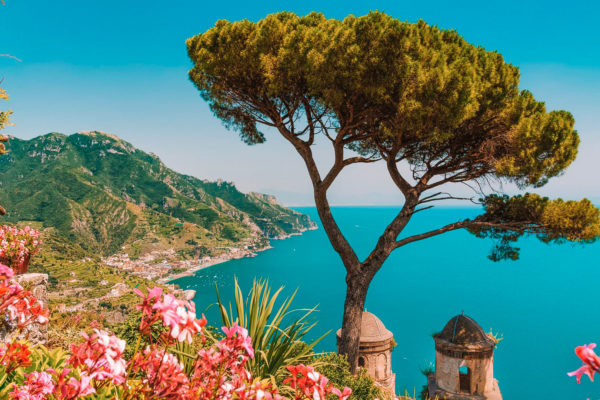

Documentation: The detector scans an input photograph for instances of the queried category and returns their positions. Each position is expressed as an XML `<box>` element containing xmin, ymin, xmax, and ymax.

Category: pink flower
<box><xmin>9</xmin><ymin>371</ymin><xmax>55</xmax><ymax>400</ymax></box>
<box><xmin>0</xmin><ymin>226</ymin><xmax>41</xmax><ymax>272</ymax></box>
<box><xmin>307</xmin><ymin>370</ymin><xmax>321</xmax><ymax>383</ymax></box>
<box><xmin>134</xmin><ymin>286</ymin><xmax>163</xmax><ymax>317</ymax></box>
<box><xmin>222</xmin><ymin>323</ymin><xmax>254</xmax><ymax>359</ymax></box>
<box><xmin>72</xmin><ymin>373</ymin><xmax>95</xmax><ymax>397</ymax></box>
<box><xmin>0</xmin><ymin>263</ymin><xmax>14</xmax><ymax>279</ymax></box>
<box><xmin>45</xmin><ymin>368</ymin><xmax>96</xmax><ymax>399</ymax></box>
<box><xmin>576</xmin><ymin>344</ymin><xmax>600</xmax><ymax>370</ymax></box>
<box><xmin>171</xmin><ymin>305</ymin><xmax>206</xmax><ymax>344</ymax></box>
<box><xmin>284</xmin><ymin>364</ymin><xmax>352</xmax><ymax>400</ymax></box>
<box><xmin>0</xmin><ymin>342</ymin><xmax>31</xmax><ymax>373</ymax></box>
<box><xmin>68</xmin><ymin>329</ymin><xmax>127</xmax><ymax>385</ymax></box>
<box><xmin>135</xmin><ymin>286</ymin><xmax>206</xmax><ymax>344</ymax></box>
<box><xmin>332</xmin><ymin>387</ymin><xmax>352</xmax><ymax>400</ymax></box>
<box><xmin>130</xmin><ymin>346</ymin><xmax>190</xmax><ymax>398</ymax></box>
<box><xmin>568</xmin><ymin>364</ymin><xmax>596</xmax><ymax>384</ymax></box>
<box><xmin>153</xmin><ymin>293</ymin><xmax>180</xmax><ymax>327</ymax></box>
<box><xmin>0</xmin><ymin>274</ymin><xmax>49</xmax><ymax>329</ymax></box>
<box><xmin>568</xmin><ymin>343</ymin><xmax>600</xmax><ymax>384</ymax></box>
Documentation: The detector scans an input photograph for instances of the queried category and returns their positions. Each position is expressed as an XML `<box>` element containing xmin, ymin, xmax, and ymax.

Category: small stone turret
<box><xmin>337</xmin><ymin>312</ymin><xmax>395</xmax><ymax>397</ymax></box>
<box><xmin>428</xmin><ymin>314</ymin><xmax>502</xmax><ymax>400</ymax></box>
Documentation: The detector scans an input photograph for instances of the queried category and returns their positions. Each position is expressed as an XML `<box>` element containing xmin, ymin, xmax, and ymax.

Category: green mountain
<box><xmin>0</xmin><ymin>131</ymin><xmax>315</xmax><ymax>257</ymax></box>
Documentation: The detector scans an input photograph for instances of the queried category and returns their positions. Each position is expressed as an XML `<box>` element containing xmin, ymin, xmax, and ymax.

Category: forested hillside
<box><xmin>0</xmin><ymin>131</ymin><xmax>314</xmax><ymax>257</ymax></box>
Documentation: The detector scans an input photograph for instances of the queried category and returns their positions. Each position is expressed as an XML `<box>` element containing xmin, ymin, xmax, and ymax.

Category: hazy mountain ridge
<box><xmin>0</xmin><ymin>131</ymin><xmax>315</xmax><ymax>257</ymax></box>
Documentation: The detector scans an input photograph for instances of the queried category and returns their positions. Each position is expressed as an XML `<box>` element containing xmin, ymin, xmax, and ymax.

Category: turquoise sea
<box><xmin>173</xmin><ymin>207</ymin><xmax>600</xmax><ymax>399</ymax></box>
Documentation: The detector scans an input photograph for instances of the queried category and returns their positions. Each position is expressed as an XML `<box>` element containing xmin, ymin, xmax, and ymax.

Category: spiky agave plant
<box><xmin>216</xmin><ymin>278</ymin><xmax>328</xmax><ymax>384</ymax></box>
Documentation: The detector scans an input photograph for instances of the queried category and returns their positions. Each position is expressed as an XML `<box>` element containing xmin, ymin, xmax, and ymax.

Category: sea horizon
<box><xmin>281</xmin><ymin>201</ymin><xmax>600</xmax><ymax>209</ymax></box>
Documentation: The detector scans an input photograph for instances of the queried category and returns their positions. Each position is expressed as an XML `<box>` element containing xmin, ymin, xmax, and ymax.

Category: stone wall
<box><xmin>358</xmin><ymin>342</ymin><xmax>395</xmax><ymax>399</ymax></box>
<box><xmin>434</xmin><ymin>350</ymin><xmax>496</xmax><ymax>395</ymax></box>
<box><xmin>0</xmin><ymin>273</ymin><xmax>48</xmax><ymax>345</ymax></box>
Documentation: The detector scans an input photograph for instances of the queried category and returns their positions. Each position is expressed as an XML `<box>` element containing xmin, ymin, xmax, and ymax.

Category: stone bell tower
<box><xmin>428</xmin><ymin>314</ymin><xmax>502</xmax><ymax>400</ymax></box>
<box><xmin>337</xmin><ymin>311</ymin><xmax>395</xmax><ymax>398</ymax></box>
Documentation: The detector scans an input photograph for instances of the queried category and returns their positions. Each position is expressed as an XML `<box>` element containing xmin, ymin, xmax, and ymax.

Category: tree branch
<box><xmin>273</xmin><ymin>121</ymin><xmax>361</xmax><ymax>272</ymax></box>
<box><xmin>386</xmin><ymin>157</ymin><xmax>414</xmax><ymax>195</ymax></box>
<box><xmin>394</xmin><ymin>220</ymin><xmax>536</xmax><ymax>249</ymax></box>
<box><xmin>417</xmin><ymin>192</ymin><xmax>474</xmax><ymax>205</ymax></box>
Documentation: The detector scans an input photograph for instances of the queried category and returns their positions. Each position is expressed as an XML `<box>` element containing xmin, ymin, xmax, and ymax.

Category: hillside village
<box><xmin>102</xmin><ymin>245</ymin><xmax>263</xmax><ymax>283</ymax></box>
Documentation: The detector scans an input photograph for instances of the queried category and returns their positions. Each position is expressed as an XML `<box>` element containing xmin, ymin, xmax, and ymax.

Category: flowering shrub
<box><xmin>285</xmin><ymin>364</ymin><xmax>352</xmax><ymax>400</ymax></box>
<box><xmin>0</xmin><ymin>263</ymin><xmax>49</xmax><ymax>396</ymax></box>
<box><xmin>10</xmin><ymin>370</ymin><xmax>55</xmax><ymax>399</ymax></box>
<box><xmin>67</xmin><ymin>329</ymin><xmax>127</xmax><ymax>385</ymax></box>
<box><xmin>0</xmin><ymin>264</ymin><xmax>49</xmax><ymax>333</ymax></box>
<box><xmin>1</xmin><ymin>283</ymin><xmax>352</xmax><ymax>399</ymax></box>
<box><xmin>130</xmin><ymin>346</ymin><xmax>190</xmax><ymax>398</ymax></box>
<box><xmin>133</xmin><ymin>286</ymin><xmax>206</xmax><ymax>345</ymax></box>
<box><xmin>0</xmin><ymin>341</ymin><xmax>32</xmax><ymax>373</ymax></box>
<box><xmin>0</xmin><ymin>226</ymin><xmax>41</xmax><ymax>274</ymax></box>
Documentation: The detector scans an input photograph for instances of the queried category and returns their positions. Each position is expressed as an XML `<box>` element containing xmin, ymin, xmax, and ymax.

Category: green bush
<box><xmin>113</xmin><ymin>313</ymin><xmax>165</xmax><ymax>359</ymax></box>
<box><xmin>114</xmin><ymin>312</ymin><xmax>222</xmax><ymax>362</ymax></box>
<box><xmin>313</xmin><ymin>353</ymin><xmax>381</xmax><ymax>400</ymax></box>
<box><xmin>99</xmin><ymin>301</ymin><xmax>113</xmax><ymax>309</ymax></box>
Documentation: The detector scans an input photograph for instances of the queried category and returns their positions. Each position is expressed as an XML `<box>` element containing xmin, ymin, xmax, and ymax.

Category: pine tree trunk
<box><xmin>337</xmin><ymin>273</ymin><xmax>371</xmax><ymax>373</ymax></box>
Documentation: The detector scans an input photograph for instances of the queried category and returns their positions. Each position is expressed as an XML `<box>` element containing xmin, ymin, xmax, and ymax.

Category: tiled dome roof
<box><xmin>336</xmin><ymin>312</ymin><xmax>393</xmax><ymax>343</ymax></box>
<box><xmin>435</xmin><ymin>314</ymin><xmax>495</xmax><ymax>348</ymax></box>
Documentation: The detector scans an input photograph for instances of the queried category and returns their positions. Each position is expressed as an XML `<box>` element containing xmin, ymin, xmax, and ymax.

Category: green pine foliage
<box><xmin>186</xmin><ymin>11</ymin><xmax>599</xmax><ymax>254</ymax></box>
<box><xmin>471</xmin><ymin>194</ymin><xmax>600</xmax><ymax>260</ymax></box>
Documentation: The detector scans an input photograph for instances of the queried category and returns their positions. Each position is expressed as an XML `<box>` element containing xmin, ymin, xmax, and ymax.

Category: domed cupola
<box><xmin>428</xmin><ymin>314</ymin><xmax>502</xmax><ymax>400</ymax></box>
<box><xmin>337</xmin><ymin>312</ymin><xmax>395</xmax><ymax>397</ymax></box>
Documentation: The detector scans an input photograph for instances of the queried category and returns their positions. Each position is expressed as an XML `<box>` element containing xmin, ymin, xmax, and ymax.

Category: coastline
<box><xmin>160</xmin><ymin>225</ymin><xmax>317</xmax><ymax>284</ymax></box>
<box><xmin>266</xmin><ymin>224</ymin><xmax>318</xmax><ymax>240</ymax></box>
<box><xmin>157</xmin><ymin>245</ymin><xmax>272</xmax><ymax>284</ymax></box>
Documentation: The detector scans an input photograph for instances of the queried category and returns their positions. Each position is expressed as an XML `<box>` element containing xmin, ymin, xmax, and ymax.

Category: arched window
<box><xmin>358</xmin><ymin>356</ymin><xmax>365</xmax><ymax>368</ymax></box>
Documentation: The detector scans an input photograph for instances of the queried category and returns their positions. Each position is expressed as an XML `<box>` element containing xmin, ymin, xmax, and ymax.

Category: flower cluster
<box><xmin>0</xmin><ymin>263</ymin><xmax>13</xmax><ymax>279</ymax></box>
<box><xmin>568</xmin><ymin>343</ymin><xmax>600</xmax><ymax>383</ymax></box>
<box><xmin>9</xmin><ymin>371</ymin><xmax>54</xmax><ymax>400</ymax></box>
<box><xmin>0</xmin><ymin>225</ymin><xmax>41</xmax><ymax>274</ymax></box>
<box><xmin>134</xmin><ymin>286</ymin><xmax>207</xmax><ymax>344</ymax></box>
<box><xmin>131</xmin><ymin>346</ymin><xmax>191</xmax><ymax>398</ymax></box>
<box><xmin>68</xmin><ymin>329</ymin><xmax>127</xmax><ymax>385</ymax></box>
<box><xmin>4</xmin><ymin>286</ymin><xmax>352</xmax><ymax>400</ymax></box>
<box><xmin>0</xmin><ymin>266</ymin><xmax>49</xmax><ymax>375</ymax></box>
<box><xmin>129</xmin><ymin>322</ymin><xmax>282</xmax><ymax>399</ymax></box>
<box><xmin>0</xmin><ymin>263</ymin><xmax>49</xmax><ymax>329</ymax></box>
<box><xmin>48</xmin><ymin>367</ymin><xmax>95</xmax><ymax>399</ymax></box>
<box><xmin>188</xmin><ymin>323</ymin><xmax>280</xmax><ymax>400</ymax></box>
<box><xmin>285</xmin><ymin>364</ymin><xmax>352</xmax><ymax>400</ymax></box>
<box><xmin>0</xmin><ymin>342</ymin><xmax>31</xmax><ymax>374</ymax></box>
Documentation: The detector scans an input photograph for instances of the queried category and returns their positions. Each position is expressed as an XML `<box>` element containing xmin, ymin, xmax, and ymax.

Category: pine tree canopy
<box><xmin>187</xmin><ymin>11</ymin><xmax>599</xmax><ymax>260</ymax></box>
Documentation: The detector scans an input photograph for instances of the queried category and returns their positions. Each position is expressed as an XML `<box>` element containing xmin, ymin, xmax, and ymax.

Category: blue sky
<box><xmin>1</xmin><ymin>0</ymin><xmax>599</xmax><ymax>205</ymax></box>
